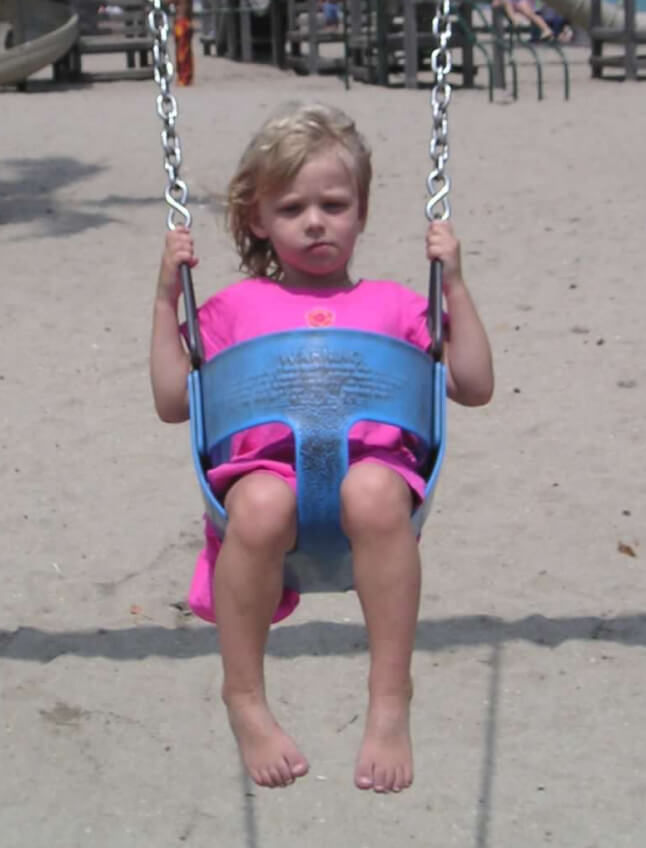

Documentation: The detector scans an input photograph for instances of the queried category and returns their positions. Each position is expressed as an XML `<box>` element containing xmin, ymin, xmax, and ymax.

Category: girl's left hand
<box><xmin>426</xmin><ymin>221</ymin><xmax>463</xmax><ymax>288</ymax></box>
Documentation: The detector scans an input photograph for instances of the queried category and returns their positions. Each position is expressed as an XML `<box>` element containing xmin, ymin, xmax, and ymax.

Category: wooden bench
<box><xmin>590</xmin><ymin>0</ymin><xmax>646</xmax><ymax>79</ymax></box>
<box><xmin>64</xmin><ymin>0</ymin><xmax>154</xmax><ymax>81</ymax></box>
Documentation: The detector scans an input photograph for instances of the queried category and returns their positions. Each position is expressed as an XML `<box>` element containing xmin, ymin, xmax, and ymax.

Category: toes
<box><xmin>276</xmin><ymin>758</ymin><xmax>295</xmax><ymax>786</ymax></box>
<box><xmin>289</xmin><ymin>757</ymin><xmax>309</xmax><ymax>779</ymax></box>
<box><xmin>254</xmin><ymin>767</ymin><xmax>271</xmax><ymax>788</ymax></box>
<box><xmin>247</xmin><ymin>752</ymin><xmax>308</xmax><ymax>789</ymax></box>
<box><xmin>356</xmin><ymin>760</ymin><xmax>413</xmax><ymax>793</ymax></box>
<box><xmin>355</xmin><ymin>766</ymin><xmax>374</xmax><ymax>790</ymax></box>
<box><xmin>392</xmin><ymin>765</ymin><xmax>404</xmax><ymax>793</ymax></box>
<box><xmin>266</xmin><ymin>765</ymin><xmax>281</xmax><ymax>787</ymax></box>
<box><xmin>404</xmin><ymin>767</ymin><xmax>413</xmax><ymax>788</ymax></box>
<box><xmin>373</xmin><ymin>765</ymin><xmax>391</xmax><ymax>793</ymax></box>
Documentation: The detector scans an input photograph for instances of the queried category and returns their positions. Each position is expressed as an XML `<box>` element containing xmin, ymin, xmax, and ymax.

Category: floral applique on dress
<box><xmin>305</xmin><ymin>307</ymin><xmax>335</xmax><ymax>327</ymax></box>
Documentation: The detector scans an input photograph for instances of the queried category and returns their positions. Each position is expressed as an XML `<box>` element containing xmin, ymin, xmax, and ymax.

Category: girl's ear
<box><xmin>249</xmin><ymin>206</ymin><xmax>268</xmax><ymax>240</ymax></box>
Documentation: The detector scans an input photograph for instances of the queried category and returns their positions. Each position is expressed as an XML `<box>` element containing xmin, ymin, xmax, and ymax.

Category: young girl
<box><xmin>150</xmin><ymin>103</ymin><xmax>494</xmax><ymax>794</ymax></box>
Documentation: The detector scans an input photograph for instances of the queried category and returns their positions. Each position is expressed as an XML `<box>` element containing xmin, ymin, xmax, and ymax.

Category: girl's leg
<box><xmin>215</xmin><ymin>472</ymin><xmax>308</xmax><ymax>788</ymax></box>
<box><xmin>340</xmin><ymin>463</ymin><xmax>421</xmax><ymax>793</ymax></box>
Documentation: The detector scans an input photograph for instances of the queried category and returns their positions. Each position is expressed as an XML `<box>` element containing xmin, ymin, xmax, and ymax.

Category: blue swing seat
<box><xmin>188</xmin><ymin>328</ymin><xmax>446</xmax><ymax>593</ymax></box>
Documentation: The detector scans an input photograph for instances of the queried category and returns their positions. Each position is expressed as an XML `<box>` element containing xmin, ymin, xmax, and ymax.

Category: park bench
<box><xmin>63</xmin><ymin>0</ymin><xmax>153</xmax><ymax>81</ymax></box>
<box><xmin>589</xmin><ymin>0</ymin><xmax>646</xmax><ymax>79</ymax></box>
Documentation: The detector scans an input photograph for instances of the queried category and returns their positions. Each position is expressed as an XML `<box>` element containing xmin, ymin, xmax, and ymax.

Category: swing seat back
<box><xmin>188</xmin><ymin>328</ymin><xmax>446</xmax><ymax>593</ymax></box>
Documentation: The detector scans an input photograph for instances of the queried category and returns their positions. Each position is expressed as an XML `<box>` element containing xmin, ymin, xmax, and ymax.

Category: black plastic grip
<box><xmin>428</xmin><ymin>259</ymin><xmax>444</xmax><ymax>362</ymax></box>
<box><xmin>180</xmin><ymin>262</ymin><xmax>203</xmax><ymax>370</ymax></box>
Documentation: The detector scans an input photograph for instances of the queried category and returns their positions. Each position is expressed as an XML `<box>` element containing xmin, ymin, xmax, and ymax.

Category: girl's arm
<box><xmin>426</xmin><ymin>221</ymin><xmax>494</xmax><ymax>406</ymax></box>
<box><xmin>149</xmin><ymin>228</ymin><xmax>198</xmax><ymax>422</ymax></box>
<box><xmin>443</xmin><ymin>281</ymin><xmax>494</xmax><ymax>406</ymax></box>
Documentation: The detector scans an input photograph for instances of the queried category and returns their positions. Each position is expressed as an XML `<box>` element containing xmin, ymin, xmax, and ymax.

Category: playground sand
<box><xmin>1</xmin><ymin>47</ymin><xmax>645</xmax><ymax>848</ymax></box>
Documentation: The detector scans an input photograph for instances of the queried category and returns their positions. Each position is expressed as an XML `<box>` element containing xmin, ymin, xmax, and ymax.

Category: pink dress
<box><xmin>187</xmin><ymin>278</ymin><xmax>432</xmax><ymax>624</ymax></box>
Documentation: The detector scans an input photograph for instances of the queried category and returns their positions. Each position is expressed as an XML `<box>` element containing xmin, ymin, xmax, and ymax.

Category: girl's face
<box><xmin>250</xmin><ymin>147</ymin><xmax>365</xmax><ymax>288</ymax></box>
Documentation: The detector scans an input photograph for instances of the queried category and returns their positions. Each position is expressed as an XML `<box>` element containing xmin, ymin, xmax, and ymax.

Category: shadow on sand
<box><xmin>3</xmin><ymin>614</ymin><xmax>644</xmax><ymax>848</ymax></box>
<box><xmin>0</xmin><ymin>156</ymin><xmax>219</xmax><ymax>235</ymax></box>
<box><xmin>2</xmin><ymin>611</ymin><xmax>645</xmax><ymax>662</ymax></box>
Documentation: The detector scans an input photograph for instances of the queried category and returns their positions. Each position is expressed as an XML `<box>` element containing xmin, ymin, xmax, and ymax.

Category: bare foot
<box><xmin>225</xmin><ymin>694</ymin><xmax>309</xmax><ymax>788</ymax></box>
<box><xmin>354</xmin><ymin>694</ymin><xmax>413</xmax><ymax>793</ymax></box>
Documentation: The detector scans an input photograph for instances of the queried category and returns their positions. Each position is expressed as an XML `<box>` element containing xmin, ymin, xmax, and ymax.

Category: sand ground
<box><xmin>1</xmin><ymin>40</ymin><xmax>645</xmax><ymax>848</ymax></box>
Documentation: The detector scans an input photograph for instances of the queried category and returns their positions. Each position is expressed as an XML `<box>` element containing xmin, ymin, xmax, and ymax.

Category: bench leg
<box><xmin>591</xmin><ymin>40</ymin><xmax>602</xmax><ymax>78</ymax></box>
<box><xmin>625</xmin><ymin>39</ymin><xmax>637</xmax><ymax>79</ymax></box>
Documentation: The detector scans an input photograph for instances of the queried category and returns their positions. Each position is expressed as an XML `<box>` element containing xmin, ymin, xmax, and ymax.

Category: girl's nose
<box><xmin>304</xmin><ymin>206</ymin><xmax>324</xmax><ymax>231</ymax></box>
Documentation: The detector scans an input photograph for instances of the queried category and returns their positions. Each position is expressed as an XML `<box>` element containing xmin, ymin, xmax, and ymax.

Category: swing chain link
<box><xmin>147</xmin><ymin>0</ymin><xmax>192</xmax><ymax>230</ymax></box>
<box><xmin>426</xmin><ymin>0</ymin><xmax>452</xmax><ymax>222</ymax></box>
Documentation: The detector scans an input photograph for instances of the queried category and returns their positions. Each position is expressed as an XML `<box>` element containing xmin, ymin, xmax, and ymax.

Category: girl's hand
<box><xmin>157</xmin><ymin>227</ymin><xmax>198</xmax><ymax>303</ymax></box>
<box><xmin>426</xmin><ymin>221</ymin><xmax>463</xmax><ymax>289</ymax></box>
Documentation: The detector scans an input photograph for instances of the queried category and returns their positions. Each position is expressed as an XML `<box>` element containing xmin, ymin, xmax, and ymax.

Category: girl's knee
<box><xmin>225</xmin><ymin>474</ymin><xmax>297</xmax><ymax>551</ymax></box>
<box><xmin>340</xmin><ymin>463</ymin><xmax>412</xmax><ymax>537</ymax></box>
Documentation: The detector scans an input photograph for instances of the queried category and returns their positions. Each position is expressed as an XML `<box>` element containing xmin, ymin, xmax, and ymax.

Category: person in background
<box><xmin>98</xmin><ymin>4</ymin><xmax>124</xmax><ymax>16</ymax></box>
<box><xmin>174</xmin><ymin>0</ymin><xmax>194</xmax><ymax>85</ymax></box>
<box><xmin>319</xmin><ymin>0</ymin><xmax>340</xmax><ymax>30</ymax></box>
<box><xmin>492</xmin><ymin>0</ymin><xmax>555</xmax><ymax>40</ymax></box>
<box><xmin>201</xmin><ymin>0</ymin><xmax>217</xmax><ymax>41</ymax></box>
<box><xmin>535</xmin><ymin>4</ymin><xmax>573</xmax><ymax>42</ymax></box>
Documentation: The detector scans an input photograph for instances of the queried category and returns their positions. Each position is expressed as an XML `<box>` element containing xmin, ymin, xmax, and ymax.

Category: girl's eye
<box><xmin>278</xmin><ymin>204</ymin><xmax>301</xmax><ymax>216</ymax></box>
<box><xmin>324</xmin><ymin>201</ymin><xmax>347</xmax><ymax>212</ymax></box>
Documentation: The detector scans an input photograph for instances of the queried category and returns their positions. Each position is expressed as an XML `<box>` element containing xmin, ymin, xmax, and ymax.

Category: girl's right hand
<box><xmin>426</xmin><ymin>220</ymin><xmax>463</xmax><ymax>289</ymax></box>
<box><xmin>157</xmin><ymin>227</ymin><xmax>198</xmax><ymax>302</ymax></box>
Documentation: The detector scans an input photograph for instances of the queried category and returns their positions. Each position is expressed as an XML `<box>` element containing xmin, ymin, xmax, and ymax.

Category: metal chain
<box><xmin>147</xmin><ymin>0</ymin><xmax>192</xmax><ymax>230</ymax></box>
<box><xmin>426</xmin><ymin>0</ymin><xmax>452</xmax><ymax>222</ymax></box>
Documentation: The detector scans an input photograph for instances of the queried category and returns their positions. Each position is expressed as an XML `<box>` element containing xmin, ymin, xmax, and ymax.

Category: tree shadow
<box><xmin>0</xmin><ymin>156</ymin><xmax>111</xmax><ymax>234</ymax></box>
<box><xmin>0</xmin><ymin>156</ymin><xmax>220</xmax><ymax>236</ymax></box>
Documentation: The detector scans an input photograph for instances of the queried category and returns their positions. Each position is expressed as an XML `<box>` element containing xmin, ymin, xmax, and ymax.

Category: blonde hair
<box><xmin>227</xmin><ymin>102</ymin><xmax>372</xmax><ymax>280</ymax></box>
